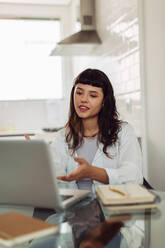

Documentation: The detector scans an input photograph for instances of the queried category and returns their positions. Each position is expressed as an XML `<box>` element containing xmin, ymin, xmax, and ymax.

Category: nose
<box><xmin>80</xmin><ymin>93</ymin><xmax>88</xmax><ymax>103</ymax></box>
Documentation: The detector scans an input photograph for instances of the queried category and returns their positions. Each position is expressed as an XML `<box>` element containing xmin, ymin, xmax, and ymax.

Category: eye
<box><xmin>90</xmin><ymin>94</ymin><xmax>98</xmax><ymax>98</ymax></box>
<box><xmin>76</xmin><ymin>90</ymin><xmax>82</xmax><ymax>95</ymax></box>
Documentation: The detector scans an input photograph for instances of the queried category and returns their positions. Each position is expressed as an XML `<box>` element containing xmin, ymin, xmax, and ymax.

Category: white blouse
<box><xmin>50</xmin><ymin>123</ymin><xmax>143</xmax><ymax>191</ymax></box>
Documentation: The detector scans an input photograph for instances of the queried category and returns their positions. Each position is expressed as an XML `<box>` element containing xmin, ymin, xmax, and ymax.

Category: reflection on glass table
<box><xmin>27</xmin><ymin>190</ymin><xmax>165</xmax><ymax>248</ymax></box>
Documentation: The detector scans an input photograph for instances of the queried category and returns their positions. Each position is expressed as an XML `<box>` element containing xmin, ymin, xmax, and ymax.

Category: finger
<box><xmin>57</xmin><ymin>176</ymin><xmax>68</xmax><ymax>181</ymax></box>
<box><xmin>24</xmin><ymin>134</ymin><xmax>31</xmax><ymax>140</ymax></box>
<box><xmin>57</xmin><ymin>175</ymin><xmax>75</xmax><ymax>182</ymax></box>
<box><xmin>67</xmin><ymin>173</ymin><xmax>77</xmax><ymax>181</ymax></box>
<box><xmin>74</xmin><ymin>157</ymin><xmax>86</xmax><ymax>164</ymax></box>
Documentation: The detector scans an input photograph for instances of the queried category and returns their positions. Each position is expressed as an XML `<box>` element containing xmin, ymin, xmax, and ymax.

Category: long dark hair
<box><xmin>65</xmin><ymin>68</ymin><xmax>123</xmax><ymax>157</ymax></box>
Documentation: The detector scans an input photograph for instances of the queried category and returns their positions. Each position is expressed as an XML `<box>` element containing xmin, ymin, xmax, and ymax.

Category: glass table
<box><xmin>26</xmin><ymin>190</ymin><xmax>165</xmax><ymax>248</ymax></box>
<box><xmin>1</xmin><ymin>190</ymin><xmax>165</xmax><ymax>248</ymax></box>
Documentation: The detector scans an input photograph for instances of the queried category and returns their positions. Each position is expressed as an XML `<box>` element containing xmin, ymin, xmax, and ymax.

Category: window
<box><xmin>0</xmin><ymin>18</ymin><xmax>62</xmax><ymax>100</ymax></box>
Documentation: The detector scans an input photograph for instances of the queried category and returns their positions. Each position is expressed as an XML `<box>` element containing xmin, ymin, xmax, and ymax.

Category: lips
<box><xmin>79</xmin><ymin>105</ymin><xmax>89</xmax><ymax>112</ymax></box>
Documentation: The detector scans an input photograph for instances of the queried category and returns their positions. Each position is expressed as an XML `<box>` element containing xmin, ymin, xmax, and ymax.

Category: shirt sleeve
<box><xmin>104</xmin><ymin>123</ymin><xmax>143</xmax><ymax>185</ymax></box>
<box><xmin>50</xmin><ymin>130</ymin><xmax>67</xmax><ymax>177</ymax></box>
<box><xmin>50</xmin><ymin>130</ymin><xmax>78</xmax><ymax>189</ymax></box>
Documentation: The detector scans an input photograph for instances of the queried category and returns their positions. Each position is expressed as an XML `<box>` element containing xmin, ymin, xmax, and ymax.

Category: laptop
<box><xmin>0</xmin><ymin>140</ymin><xmax>91</xmax><ymax>211</ymax></box>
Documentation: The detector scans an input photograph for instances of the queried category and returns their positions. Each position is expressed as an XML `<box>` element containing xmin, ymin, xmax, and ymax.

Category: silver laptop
<box><xmin>0</xmin><ymin>140</ymin><xmax>90</xmax><ymax>211</ymax></box>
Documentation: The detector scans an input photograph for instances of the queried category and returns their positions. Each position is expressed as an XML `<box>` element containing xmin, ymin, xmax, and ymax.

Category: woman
<box><xmin>51</xmin><ymin>68</ymin><xmax>143</xmax><ymax>191</ymax></box>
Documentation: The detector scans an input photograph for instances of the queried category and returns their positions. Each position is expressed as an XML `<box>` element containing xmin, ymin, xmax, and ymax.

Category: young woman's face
<box><xmin>74</xmin><ymin>83</ymin><xmax>104</xmax><ymax>120</ymax></box>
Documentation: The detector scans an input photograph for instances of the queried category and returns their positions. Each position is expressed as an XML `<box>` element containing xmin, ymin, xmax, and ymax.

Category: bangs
<box><xmin>76</xmin><ymin>78</ymin><xmax>104</xmax><ymax>88</ymax></box>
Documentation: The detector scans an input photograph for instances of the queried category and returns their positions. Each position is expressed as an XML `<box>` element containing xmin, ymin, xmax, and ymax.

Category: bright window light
<box><xmin>0</xmin><ymin>19</ymin><xmax>62</xmax><ymax>100</ymax></box>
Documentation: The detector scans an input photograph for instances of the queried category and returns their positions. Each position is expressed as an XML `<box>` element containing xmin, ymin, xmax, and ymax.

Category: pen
<box><xmin>109</xmin><ymin>186</ymin><xmax>128</xmax><ymax>197</ymax></box>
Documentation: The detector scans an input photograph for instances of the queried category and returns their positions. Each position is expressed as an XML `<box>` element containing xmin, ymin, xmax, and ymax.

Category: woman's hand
<box><xmin>57</xmin><ymin>157</ymin><xmax>109</xmax><ymax>184</ymax></box>
<box><xmin>57</xmin><ymin>157</ymin><xmax>92</xmax><ymax>181</ymax></box>
<box><xmin>24</xmin><ymin>134</ymin><xmax>31</xmax><ymax>140</ymax></box>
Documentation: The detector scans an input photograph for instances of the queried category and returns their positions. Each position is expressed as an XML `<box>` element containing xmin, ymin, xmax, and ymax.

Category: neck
<box><xmin>82</xmin><ymin>118</ymin><xmax>99</xmax><ymax>138</ymax></box>
<box><xmin>83</xmin><ymin>132</ymin><xmax>98</xmax><ymax>138</ymax></box>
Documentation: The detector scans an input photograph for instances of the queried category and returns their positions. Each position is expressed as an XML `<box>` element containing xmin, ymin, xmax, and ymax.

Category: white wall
<box><xmin>139</xmin><ymin>0</ymin><xmax>165</xmax><ymax>190</ymax></box>
<box><xmin>72</xmin><ymin>0</ymin><xmax>142</xmax><ymax>137</ymax></box>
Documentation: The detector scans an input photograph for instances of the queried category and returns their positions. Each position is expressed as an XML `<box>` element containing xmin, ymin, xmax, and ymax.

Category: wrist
<box><xmin>88</xmin><ymin>164</ymin><xmax>95</xmax><ymax>179</ymax></box>
<box><xmin>89</xmin><ymin>166</ymin><xmax>109</xmax><ymax>184</ymax></box>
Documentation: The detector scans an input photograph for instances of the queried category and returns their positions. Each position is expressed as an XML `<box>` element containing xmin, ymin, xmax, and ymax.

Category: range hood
<box><xmin>50</xmin><ymin>0</ymin><xmax>101</xmax><ymax>56</ymax></box>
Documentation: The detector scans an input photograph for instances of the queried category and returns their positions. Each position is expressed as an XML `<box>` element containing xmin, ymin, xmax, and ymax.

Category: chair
<box><xmin>143</xmin><ymin>178</ymin><xmax>153</xmax><ymax>190</ymax></box>
<box><xmin>137</xmin><ymin>138</ymin><xmax>154</xmax><ymax>190</ymax></box>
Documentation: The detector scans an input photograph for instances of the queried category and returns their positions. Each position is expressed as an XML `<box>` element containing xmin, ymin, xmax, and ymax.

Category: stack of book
<box><xmin>96</xmin><ymin>184</ymin><xmax>159</xmax><ymax>211</ymax></box>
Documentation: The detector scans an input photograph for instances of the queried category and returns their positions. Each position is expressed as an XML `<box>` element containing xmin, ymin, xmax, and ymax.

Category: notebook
<box><xmin>96</xmin><ymin>184</ymin><xmax>158</xmax><ymax>210</ymax></box>
<box><xmin>0</xmin><ymin>140</ymin><xmax>90</xmax><ymax>211</ymax></box>
<box><xmin>0</xmin><ymin>211</ymin><xmax>59</xmax><ymax>248</ymax></box>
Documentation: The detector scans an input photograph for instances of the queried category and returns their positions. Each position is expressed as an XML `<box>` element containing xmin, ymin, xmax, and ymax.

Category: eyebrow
<box><xmin>76</xmin><ymin>87</ymin><xmax>99</xmax><ymax>94</ymax></box>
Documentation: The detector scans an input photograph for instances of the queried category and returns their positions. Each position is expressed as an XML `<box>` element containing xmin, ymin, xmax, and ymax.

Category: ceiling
<box><xmin>0</xmin><ymin>0</ymin><xmax>71</xmax><ymax>5</ymax></box>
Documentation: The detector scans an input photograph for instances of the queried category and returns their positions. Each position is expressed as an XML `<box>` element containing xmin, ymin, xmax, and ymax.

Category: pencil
<box><xmin>109</xmin><ymin>186</ymin><xmax>128</xmax><ymax>197</ymax></box>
